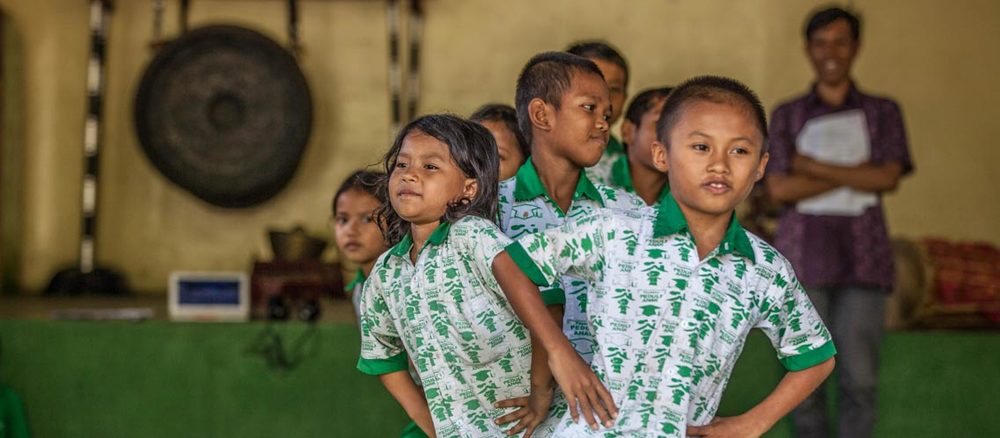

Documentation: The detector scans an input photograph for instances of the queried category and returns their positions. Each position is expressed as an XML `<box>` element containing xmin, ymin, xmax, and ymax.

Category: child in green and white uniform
<box><xmin>503</xmin><ymin>52</ymin><xmax>643</xmax><ymax>368</ymax></box>
<box><xmin>332</xmin><ymin>170</ymin><xmax>427</xmax><ymax>438</ymax></box>
<box><xmin>606</xmin><ymin>87</ymin><xmax>674</xmax><ymax>206</ymax></box>
<box><xmin>566</xmin><ymin>41</ymin><xmax>631</xmax><ymax>188</ymax></box>
<box><xmin>497</xmin><ymin>77</ymin><xmax>836</xmax><ymax>437</ymax></box>
<box><xmin>357</xmin><ymin>115</ymin><xmax>564</xmax><ymax>437</ymax></box>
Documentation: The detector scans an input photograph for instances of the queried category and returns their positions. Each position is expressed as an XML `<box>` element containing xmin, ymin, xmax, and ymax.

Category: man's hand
<box><xmin>686</xmin><ymin>415</ymin><xmax>766</xmax><ymax>437</ymax></box>
<box><xmin>494</xmin><ymin>385</ymin><xmax>554</xmax><ymax>437</ymax></box>
<box><xmin>548</xmin><ymin>345</ymin><xmax>617</xmax><ymax>431</ymax></box>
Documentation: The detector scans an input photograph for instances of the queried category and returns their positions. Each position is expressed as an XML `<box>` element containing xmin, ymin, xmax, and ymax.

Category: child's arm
<box><xmin>686</xmin><ymin>357</ymin><xmax>834</xmax><ymax>437</ymax></box>
<box><xmin>493</xmin><ymin>252</ymin><xmax>617</xmax><ymax>431</ymax></box>
<box><xmin>379</xmin><ymin>370</ymin><xmax>436</xmax><ymax>438</ymax></box>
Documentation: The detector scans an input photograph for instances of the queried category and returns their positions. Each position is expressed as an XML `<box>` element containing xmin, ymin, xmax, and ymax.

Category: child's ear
<box><xmin>621</xmin><ymin>120</ymin><xmax>636</xmax><ymax>145</ymax></box>
<box><xmin>651</xmin><ymin>140</ymin><xmax>670</xmax><ymax>173</ymax></box>
<box><xmin>528</xmin><ymin>98</ymin><xmax>552</xmax><ymax>132</ymax></box>
<box><xmin>754</xmin><ymin>152</ymin><xmax>770</xmax><ymax>182</ymax></box>
<box><xmin>462</xmin><ymin>177</ymin><xmax>478</xmax><ymax>201</ymax></box>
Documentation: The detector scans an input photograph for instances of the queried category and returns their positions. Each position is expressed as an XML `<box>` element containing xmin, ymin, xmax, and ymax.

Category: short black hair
<box><xmin>566</xmin><ymin>40</ymin><xmax>629</xmax><ymax>86</ymax></box>
<box><xmin>470</xmin><ymin>103</ymin><xmax>530</xmax><ymax>160</ymax></box>
<box><xmin>655</xmin><ymin>75</ymin><xmax>768</xmax><ymax>153</ymax></box>
<box><xmin>332</xmin><ymin>170</ymin><xmax>384</xmax><ymax>214</ymax></box>
<box><xmin>515</xmin><ymin>52</ymin><xmax>604</xmax><ymax>146</ymax></box>
<box><xmin>376</xmin><ymin>114</ymin><xmax>500</xmax><ymax>246</ymax></box>
<box><xmin>805</xmin><ymin>6</ymin><xmax>861</xmax><ymax>41</ymax></box>
<box><xmin>624</xmin><ymin>87</ymin><xmax>674</xmax><ymax>127</ymax></box>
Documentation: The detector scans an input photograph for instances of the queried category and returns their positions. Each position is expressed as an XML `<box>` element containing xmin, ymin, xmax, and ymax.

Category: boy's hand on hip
<box><xmin>686</xmin><ymin>415</ymin><xmax>766</xmax><ymax>438</ymax></box>
<box><xmin>494</xmin><ymin>384</ymin><xmax>553</xmax><ymax>437</ymax></box>
<box><xmin>548</xmin><ymin>344</ymin><xmax>618</xmax><ymax>431</ymax></box>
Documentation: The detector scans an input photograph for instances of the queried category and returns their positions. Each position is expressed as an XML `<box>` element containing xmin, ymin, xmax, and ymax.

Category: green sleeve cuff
<box><xmin>779</xmin><ymin>340</ymin><xmax>837</xmax><ymax>371</ymax></box>
<box><xmin>540</xmin><ymin>287</ymin><xmax>566</xmax><ymax>305</ymax></box>
<box><xmin>506</xmin><ymin>242</ymin><xmax>550</xmax><ymax>287</ymax></box>
<box><xmin>357</xmin><ymin>351</ymin><xmax>409</xmax><ymax>376</ymax></box>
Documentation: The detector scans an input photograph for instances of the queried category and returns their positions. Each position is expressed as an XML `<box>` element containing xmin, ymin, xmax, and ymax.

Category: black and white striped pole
<box><xmin>81</xmin><ymin>0</ymin><xmax>108</xmax><ymax>275</ymax></box>
<box><xmin>45</xmin><ymin>0</ymin><xmax>126</xmax><ymax>295</ymax></box>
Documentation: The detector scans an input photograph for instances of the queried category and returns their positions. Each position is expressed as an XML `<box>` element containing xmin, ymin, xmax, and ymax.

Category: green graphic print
<box><xmin>357</xmin><ymin>216</ymin><xmax>564</xmax><ymax>437</ymax></box>
<box><xmin>498</xmin><ymin>159</ymin><xmax>644</xmax><ymax>364</ymax></box>
<box><xmin>509</xmin><ymin>196</ymin><xmax>835</xmax><ymax>437</ymax></box>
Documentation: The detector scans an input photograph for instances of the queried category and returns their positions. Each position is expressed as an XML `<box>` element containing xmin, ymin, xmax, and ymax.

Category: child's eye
<box><xmin>362</xmin><ymin>216</ymin><xmax>374</xmax><ymax>224</ymax></box>
<box><xmin>394</xmin><ymin>162</ymin><xmax>407</xmax><ymax>169</ymax></box>
<box><xmin>334</xmin><ymin>216</ymin><xmax>348</xmax><ymax>225</ymax></box>
<box><xmin>731</xmin><ymin>146</ymin><xmax>750</xmax><ymax>155</ymax></box>
<box><xmin>693</xmin><ymin>143</ymin><xmax>710</xmax><ymax>152</ymax></box>
<box><xmin>582</xmin><ymin>104</ymin><xmax>595</xmax><ymax>112</ymax></box>
<box><xmin>423</xmin><ymin>163</ymin><xmax>439</xmax><ymax>170</ymax></box>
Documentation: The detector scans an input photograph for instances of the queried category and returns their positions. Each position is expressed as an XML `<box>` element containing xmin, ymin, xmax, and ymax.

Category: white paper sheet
<box><xmin>795</xmin><ymin>109</ymin><xmax>878</xmax><ymax>216</ymax></box>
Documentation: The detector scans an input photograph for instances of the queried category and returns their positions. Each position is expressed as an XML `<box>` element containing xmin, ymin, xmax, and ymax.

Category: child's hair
<box><xmin>655</xmin><ymin>75</ymin><xmax>769</xmax><ymax>153</ymax></box>
<box><xmin>514</xmin><ymin>52</ymin><xmax>604</xmax><ymax>146</ymax></box>
<box><xmin>805</xmin><ymin>6</ymin><xmax>861</xmax><ymax>42</ymax></box>
<box><xmin>470</xmin><ymin>103</ymin><xmax>531</xmax><ymax>159</ymax></box>
<box><xmin>332</xmin><ymin>170</ymin><xmax>385</xmax><ymax>214</ymax></box>
<box><xmin>566</xmin><ymin>40</ymin><xmax>629</xmax><ymax>86</ymax></box>
<box><xmin>376</xmin><ymin>114</ymin><xmax>500</xmax><ymax>246</ymax></box>
<box><xmin>624</xmin><ymin>87</ymin><xmax>674</xmax><ymax>127</ymax></box>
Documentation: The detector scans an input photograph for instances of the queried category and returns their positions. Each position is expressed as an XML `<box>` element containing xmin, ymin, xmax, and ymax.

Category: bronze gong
<box><xmin>134</xmin><ymin>25</ymin><xmax>312</xmax><ymax>208</ymax></box>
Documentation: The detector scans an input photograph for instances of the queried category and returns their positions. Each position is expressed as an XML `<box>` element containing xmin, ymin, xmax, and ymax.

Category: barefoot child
<box><xmin>495</xmin><ymin>76</ymin><xmax>836</xmax><ymax>436</ymax></box>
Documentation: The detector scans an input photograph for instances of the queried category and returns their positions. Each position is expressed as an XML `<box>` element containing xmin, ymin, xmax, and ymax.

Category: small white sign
<box><xmin>168</xmin><ymin>271</ymin><xmax>249</xmax><ymax>322</ymax></box>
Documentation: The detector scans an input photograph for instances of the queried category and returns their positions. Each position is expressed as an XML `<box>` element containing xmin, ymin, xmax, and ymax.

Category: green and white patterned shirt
<box><xmin>507</xmin><ymin>191</ymin><xmax>836</xmax><ymax>437</ymax></box>
<box><xmin>585</xmin><ymin>135</ymin><xmax>625</xmax><ymax>187</ymax></box>
<box><xmin>498</xmin><ymin>158</ymin><xmax>644</xmax><ymax>363</ymax></box>
<box><xmin>357</xmin><ymin>215</ymin><xmax>563</xmax><ymax>437</ymax></box>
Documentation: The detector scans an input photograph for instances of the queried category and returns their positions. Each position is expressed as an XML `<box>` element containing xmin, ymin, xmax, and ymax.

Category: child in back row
<box><xmin>498</xmin><ymin>52</ymin><xmax>644</xmax><ymax>372</ymax></box>
<box><xmin>358</xmin><ymin>114</ymin><xmax>611</xmax><ymax>437</ymax></box>
<box><xmin>470</xmin><ymin>103</ymin><xmax>530</xmax><ymax>181</ymax></box>
<box><xmin>608</xmin><ymin>86</ymin><xmax>673</xmax><ymax>206</ymax></box>
<box><xmin>331</xmin><ymin>170</ymin><xmax>427</xmax><ymax>438</ymax></box>
<box><xmin>495</xmin><ymin>76</ymin><xmax>836</xmax><ymax>436</ymax></box>
<box><xmin>567</xmin><ymin>40</ymin><xmax>630</xmax><ymax>187</ymax></box>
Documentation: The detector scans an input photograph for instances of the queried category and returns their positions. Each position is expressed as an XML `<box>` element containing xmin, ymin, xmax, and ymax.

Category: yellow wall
<box><xmin>1</xmin><ymin>0</ymin><xmax>998</xmax><ymax>293</ymax></box>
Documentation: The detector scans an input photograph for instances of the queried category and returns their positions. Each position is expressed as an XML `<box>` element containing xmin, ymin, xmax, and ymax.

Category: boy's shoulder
<box><xmin>741</xmin><ymin>229</ymin><xmax>797</xmax><ymax>276</ymax></box>
<box><xmin>592</xmin><ymin>181</ymin><xmax>645</xmax><ymax>210</ymax></box>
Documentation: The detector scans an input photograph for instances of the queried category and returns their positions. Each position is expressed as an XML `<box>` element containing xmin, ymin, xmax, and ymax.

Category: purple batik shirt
<box><xmin>766</xmin><ymin>84</ymin><xmax>914</xmax><ymax>292</ymax></box>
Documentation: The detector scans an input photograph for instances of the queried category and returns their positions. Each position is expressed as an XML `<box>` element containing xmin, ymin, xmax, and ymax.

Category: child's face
<box><xmin>333</xmin><ymin>189</ymin><xmax>388</xmax><ymax>266</ymax></box>
<box><xmin>545</xmin><ymin>72</ymin><xmax>611</xmax><ymax>168</ymax></box>
<box><xmin>590</xmin><ymin>58</ymin><xmax>627</xmax><ymax>125</ymax></box>
<box><xmin>388</xmin><ymin>131</ymin><xmax>477</xmax><ymax>226</ymax></box>
<box><xmin>480</xmin><ymin>120</ymin><xmax>525</xmax><ymax>181</ymax></box>
<box><xmin>651</xmin><ymin>100</ymin><xmax>768</xmax><ymax>223</ymax></box>
<box><xmin>622</xmin><ymin>97</ymin><xmax>667</xmax><ymax>172</ymax></box>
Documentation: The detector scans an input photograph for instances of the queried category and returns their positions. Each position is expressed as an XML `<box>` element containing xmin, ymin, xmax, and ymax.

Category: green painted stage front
<box><xmin>0</xmin><ymin>320</ymin><xmax>997</xmax><ymax>437</ymax></box>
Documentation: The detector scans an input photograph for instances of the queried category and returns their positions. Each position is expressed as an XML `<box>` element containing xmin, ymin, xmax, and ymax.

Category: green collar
<box><xmin>605</xmin><ymin>135</ymin><xmax>624</xmax><ymax>156</ymax></box>
<box><xmin>388</xmin><ymin>221</ymin><xmax>452</xmax><ymax>258</ymax></box>
<box><xmin>653</xmin><ymin>192</ymin><xmax>756</xmax><ymax>263</ymax></box>
<box><xmin>512</xmin><ymin>158</ymin><xmax>604</xmax><ymax>207</ymax></box>
<box><xmin>344</xmin><ymin>268</ymin><xmax>366</xmax><ymax>292</ymax></box>
<box><xmin>609</xmin><ymin>154</ymin><xmax>635</xmax><ymax>194</ymax></box>
<box><xmin>610</xmin><ymin>154</ymin><xmax>669</xmax><ymax>204</ymax></box>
